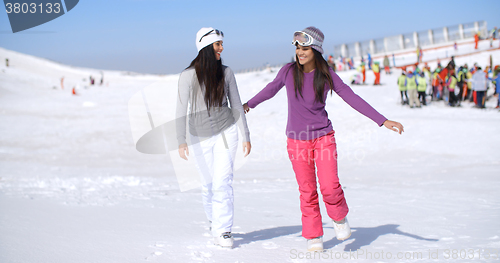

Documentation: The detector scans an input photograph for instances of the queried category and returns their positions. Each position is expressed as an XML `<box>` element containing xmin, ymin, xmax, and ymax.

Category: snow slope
<box><xmin>1</xmin><ymin>45</ymin><xmax>500</xmax><ymax>263</ymax></box>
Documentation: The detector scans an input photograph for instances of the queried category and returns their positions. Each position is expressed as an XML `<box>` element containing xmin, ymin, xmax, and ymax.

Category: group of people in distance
<box><xmin>397</xmin><ymin>59</ymin><xmax>500</xmax><ymax>109</ymax></box>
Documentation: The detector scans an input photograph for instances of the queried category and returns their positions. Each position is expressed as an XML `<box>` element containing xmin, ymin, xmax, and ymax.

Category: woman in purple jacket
<box><xmin>243</xmin><ymin>27</ymin><xmax>404</xmax><ymax>252</ymax></box>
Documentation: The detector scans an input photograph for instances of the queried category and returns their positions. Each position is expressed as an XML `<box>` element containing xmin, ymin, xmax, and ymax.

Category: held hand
<box><xmin>243</xmin><ymin>103</ymin><xmax>250</xmax><ymax>114</ymax></box>
<box><xmin>383</xmin><ymin>120</ymin><xmax>404</xmax><ymax>134</ymax></box>
<box><xmin>178</xmin><ymin>143</ymin><xmax>189</xmax><ymax>160</ymax></box>
<box><xmin>242</xmin><ymin>142</ymin><xmax>251</xmax><ymax>157</ymax></box>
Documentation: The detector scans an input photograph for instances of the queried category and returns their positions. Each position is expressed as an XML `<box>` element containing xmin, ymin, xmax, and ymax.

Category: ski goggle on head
<box><xmin>292</xmin><ymin>31</ymin><xmax>322</xmax><ymax>47</ymax></box>
<box><xmin>199</xmin><ymin>29</ymin><xmax>224</xmax><ymax>42</ymax></box>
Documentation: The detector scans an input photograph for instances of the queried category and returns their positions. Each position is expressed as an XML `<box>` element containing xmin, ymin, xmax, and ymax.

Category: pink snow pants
<box><xmin>287</xmin><ymin>131</ymin><xmax>349</xmax><ymax>239</ymax></box>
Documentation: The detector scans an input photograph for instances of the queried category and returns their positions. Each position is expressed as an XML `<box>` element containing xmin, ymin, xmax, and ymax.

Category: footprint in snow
<box><xmin>145</xmin><ymin>242</ymin><xmax>167</xmax><ymax>260</ymax></box>
<box><xmin>145</xmin><ymin>251</ymin><xmax>163</xmax><ymax>261</ymax></box>
<box><xmin>191</xmin><ymin>250</ymin><xmax>213</xmax><ymax>261</ymax></box>
<box><xmin>262</xmin><ymin>242</ymin><xmax>279</xmax><ymax>249</ymax></box>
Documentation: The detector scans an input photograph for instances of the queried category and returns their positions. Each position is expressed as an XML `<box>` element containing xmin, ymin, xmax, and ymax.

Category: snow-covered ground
<box><xmin>1</xmin><ymin>45</ymin><xmax>499</xmax><ymax>263</ymax></box>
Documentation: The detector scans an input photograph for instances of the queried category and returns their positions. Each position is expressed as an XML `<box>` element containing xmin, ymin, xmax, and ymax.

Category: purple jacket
<box><xmin>247</xmin><ymin>63</ymin><xmax>387</xmax><ymax>140</ymax></box>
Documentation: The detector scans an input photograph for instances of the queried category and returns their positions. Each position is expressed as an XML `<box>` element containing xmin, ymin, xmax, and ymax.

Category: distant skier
<box><xmin>417</xmin><ymin>72</ymin><xmax>427</xmax><ymax>106</ymax></box>
<box><xmin>466</xmin><ymin>67</ymin><xmax>473</xmax><ymax>101</ymax></box>
<box><xmin>474</xmin><ymin>33</ymin><xmax>479</xmax><ymax>49</ymax></box>
<box><xmin>350</xmin><ymin>72</ymin><xmax>362</xmax><ymax>85</ymax></box>
<box><xmin>407</xmin><ymin>71</ymin><xmax>420</xmax><ymax>108</ymax></box>
<box><xmin>446</xmin><ymin>72</ymin><xmax>458</xmax><ymax>106</ymax></box>
<box><xmin>361</xmin><ymin>62</ymin><xmax>366</xmax><ymax>83</ymax></box>
<box><xmin>414</xmin><ymin>64</ymin><xmax>421</xmax><ymax>74</ymax></box>
<box><xmin>432</xmin><ymin>69</ymin><xmax>443</xmax><ymax>100</ymax></box>
<box><xmin>437</xmin><ymin>60</ymin><xmax>454</xmax><ymax>102</ymax></box>
<box><xmin>383</xmin><ymin>55</ymin><xmax>390</xmax><ymax>74</ymax></box>
<box><xmin>448</xmin><ymin>56</ymin><xmax>456</xmax><ymax>71</ymax></box>
<box><xmin>373</xmin><ymin>61</ymin><xmax>381</xmax><ymax>85</ymax></box>
<box><xmin>5</xmin><ymin>58</ymin><xmax>8</xmax><ymax>67</ymax></box>
<box><xmin>416</xmin><ymin>46</ymin><xmax>423</xmax><ymax>63</ymax></box>
<box><xmin>243</xmin><ymin>26</ymin><xmax>404</xmax><ymax>252</ymax></box>
<box><xmin>488</xmin><ymin>72</ymin><xmax>500</xmax><ymax>108</ymax></box>
<box><xmin>488</xmin><ymin>27</ymin><xmax>497</xmax><ymax>47</ymax></box>
<box><xmin>398</xmin><ymin>72</ymin><xmax>408</xmax><ymax>105</ymax></box>
<box><xmin>367</xmin><ymin>53</ymin><xmax>372</xmax><ymax>70</ymax></box>
<box><xmin>327</xmin><ymin>54</ymin><xmax>335</xmax><ymax>70</ymax></box>
<box><xmin>61</xmin><ymin>77</ymin><xmax>64</xmax><ymax>90</ymax></box>
<box><xmin>416</xmin><ymin>47</ymin><xmax>420</xmax><ymax>63</ymax></box>
<box><xmin>423</xmin><ymin>62</ymin><xmax>431</xmax><ymax>74</ymax></box>
<box><xmin>457</xmin><ymin>67</ymin><xmax>468</xmax><ymax>103</ymax></box>
<box><xmin>471</xmin><ymin>67</ymin><xmax>487</xmax><ymax>108</ymax></box>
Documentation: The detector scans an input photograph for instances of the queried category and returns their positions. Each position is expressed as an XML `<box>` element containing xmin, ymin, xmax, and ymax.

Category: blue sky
<box><xmin>1</xmin><ymin>0</ymin><xmax>499</xmax><ymax>74</ymax></box>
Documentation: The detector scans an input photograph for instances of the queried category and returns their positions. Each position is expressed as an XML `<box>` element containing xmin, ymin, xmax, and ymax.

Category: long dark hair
<box><xmin>187</xmin><ymin>44</ymin><xmax>225</xmax><ymax>110</ymax></box>
<box><xmin>293</xmin><ymin>47</ymin><xmax>334</xmax><ymax>103</ymax></box>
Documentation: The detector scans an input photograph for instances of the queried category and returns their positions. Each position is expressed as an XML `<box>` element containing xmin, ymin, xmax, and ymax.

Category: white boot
<box><xmin>307</xmin><ymin>236</ymin><xmax>323</xmax><ymax>251</ymax></box>
<box><xmin>333</xmin><ymin>218</ymin><xmax>351</xmax><ymax>240</ymax></box>
<box><xmin>214</xmin><ymin>232</ymin><xmax>233</xmax><ymax>248</ymax></box>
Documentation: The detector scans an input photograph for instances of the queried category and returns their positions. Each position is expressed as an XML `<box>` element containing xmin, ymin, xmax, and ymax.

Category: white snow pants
<box><xmin>190</xmin><ymin>123</ymin><xmax>238</xmax><ymax>237</ymax></box>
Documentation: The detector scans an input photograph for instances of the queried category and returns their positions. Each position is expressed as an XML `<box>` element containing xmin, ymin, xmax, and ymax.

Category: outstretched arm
<box><xmin>331</xmin><ymin>70</ymin><xmax>387</xmax><ymax>126</ymax></box>
<box><xmin>245</xmin><ymin>64</ymin><xmax>291</xmax><ymax>111</ymax></box>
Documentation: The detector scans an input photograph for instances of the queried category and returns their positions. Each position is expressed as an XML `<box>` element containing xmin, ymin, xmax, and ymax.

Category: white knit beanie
<box><xmin>196</xmin><ymin>27</ymin><xmax>224</xmax><ymax>52</ymax></box>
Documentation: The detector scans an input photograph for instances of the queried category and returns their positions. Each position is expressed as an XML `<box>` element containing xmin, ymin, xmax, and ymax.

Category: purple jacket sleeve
<box><xmin>331</xmin><ymin>70</ymin><xmax>388</xmax><ymax>126</ymax></box>
<box><xmin>247</xmin><ymin>64</ymin><xmax>291</xmax><ymax>108</ymax></box>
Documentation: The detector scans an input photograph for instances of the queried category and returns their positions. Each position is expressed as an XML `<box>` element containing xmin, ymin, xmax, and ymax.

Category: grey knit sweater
<box><xmin>175</xmin><ymin>66</ymin><xmax>250</xmax><ymax>146</ymax></box>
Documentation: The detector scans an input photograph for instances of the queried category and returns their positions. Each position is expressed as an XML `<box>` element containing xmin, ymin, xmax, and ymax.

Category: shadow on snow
<box><xmin>231</xmin><ymin>223</ymin><xmax>438</xmax><ymax>250</ymax></box>
<box><xmin>324</xmin><ymin>224</ymin><xmax>439</xmax><ymax>251</ymax></box>
<box><xmin>232</xmin><ymin>225</ymin><xmax>302</xmax><ymax>248</ymax></box>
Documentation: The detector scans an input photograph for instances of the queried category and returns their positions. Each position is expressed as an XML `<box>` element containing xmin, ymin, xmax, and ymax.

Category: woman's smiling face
<box><xmin>295</xmin><ymin>44</ymin><xmax>315</xmax><ymax>67</ymax></box>
<box><xmin>213</xmin><ymin>41</ymin><xmax>223</xmax><ymax>60</ymax></box>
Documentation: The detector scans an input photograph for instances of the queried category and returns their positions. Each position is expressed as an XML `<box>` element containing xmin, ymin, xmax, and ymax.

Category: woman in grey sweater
<box><xmin>176</xmin><ymin>27</ymin><xmax>251</xmax><ymax>248</ymax></box>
